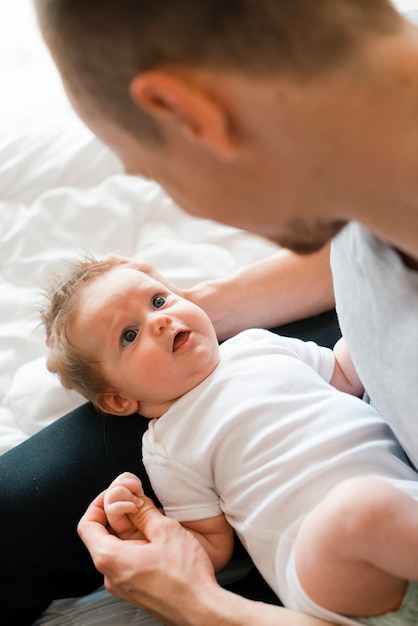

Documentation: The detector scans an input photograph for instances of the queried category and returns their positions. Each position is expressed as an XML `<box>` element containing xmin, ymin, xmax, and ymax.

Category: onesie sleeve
<box><xmin>142</xmin><ymin>426</ymin><xmax>223</xmax><ymax>523</ymax></box>
<box><xmin>273</xmin><ymin>333</ymin><xmax>336</xmax><ymax>383</ymax></box>
<box><xmin>243</xmin><ymin>329</ymin><xmax>336</xmax><ymax>383</ymax></box>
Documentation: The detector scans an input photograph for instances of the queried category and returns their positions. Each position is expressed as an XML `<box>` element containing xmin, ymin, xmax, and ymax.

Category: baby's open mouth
<box><xmin>173</xmin><ymin>331</ymin><xmax>190</xmax><ymax>352</ymax></box>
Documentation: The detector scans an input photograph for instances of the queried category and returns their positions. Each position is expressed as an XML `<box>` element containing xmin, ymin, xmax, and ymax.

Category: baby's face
<box><xmin>69</xmin><ymin>266</ymin><xmax>220</xmax><ymax>417</ymax></box>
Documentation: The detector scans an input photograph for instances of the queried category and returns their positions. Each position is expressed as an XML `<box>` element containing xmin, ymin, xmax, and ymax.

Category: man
<box><xmin>13</xmin><ymin>1</ymin><xmax>418</xmax><ymax>623</ymax></box>
<box><xmin>34</xmin><ymin>0</ymin><xmax>418</xmax><ymax>466</ymax></box>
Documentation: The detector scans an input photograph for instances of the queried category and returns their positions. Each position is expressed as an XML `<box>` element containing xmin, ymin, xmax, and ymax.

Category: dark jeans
<box><xmin>0</xmin><ymin>310</ymin><xmax>340</xmax><ymax>625</ymax></box>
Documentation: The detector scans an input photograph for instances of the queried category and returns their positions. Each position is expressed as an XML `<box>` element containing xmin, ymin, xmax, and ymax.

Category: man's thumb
<box><xmin>128</xmin><ymin>495</ymin><xmax>165</xmax><ymax>539</ymax></box>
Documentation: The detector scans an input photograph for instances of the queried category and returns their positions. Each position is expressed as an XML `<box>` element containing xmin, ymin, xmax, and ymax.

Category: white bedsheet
<box><xmin>0</xmin><ymin>102</ymin><xmax>275</xmax><ymax>624</ymax></box>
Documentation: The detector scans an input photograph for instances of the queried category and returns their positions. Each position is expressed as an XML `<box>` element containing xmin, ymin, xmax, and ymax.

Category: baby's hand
<box><xmin>104</xmin><ymin>472</ymin><xmax>146</xmax><ymax>539</ymax></box>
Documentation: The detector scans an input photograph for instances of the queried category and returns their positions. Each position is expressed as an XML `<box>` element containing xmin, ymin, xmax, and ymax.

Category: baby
<box><xmin>43</xmin><ymin>255</ymin><xmax>418</xmax><ymax>626</ymax></box>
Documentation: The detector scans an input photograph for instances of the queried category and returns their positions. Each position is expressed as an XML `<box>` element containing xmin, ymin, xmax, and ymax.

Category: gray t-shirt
<box><xmin>331</xmin><ymin>222</ymin><xmax>418</xmax><ymax>467</ymax></box>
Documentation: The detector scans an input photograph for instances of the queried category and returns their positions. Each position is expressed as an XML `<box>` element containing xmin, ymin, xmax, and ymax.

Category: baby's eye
<box><xmin>152</xmin><ymin>295</ymin><xmax>166</xmax><ymax>309</ymax></box>
<box><xmin>122</xmin><ymin>329</ymin><xmax>138</xmax><ymax>346</ymax></box>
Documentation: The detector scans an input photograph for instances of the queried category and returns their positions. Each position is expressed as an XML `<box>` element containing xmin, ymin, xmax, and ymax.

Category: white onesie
<box><xmin>143</xmin><ymin>329</ymin><xmax>418</xmax><ymax>625</ymax></box>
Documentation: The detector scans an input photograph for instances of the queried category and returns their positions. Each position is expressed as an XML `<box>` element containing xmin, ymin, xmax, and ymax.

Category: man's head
<box><xmin>42</xmin><ymin>256</ymin><xmax>219</xmax><ymax>418</ymax></box>
<box><xmin>34</xmin><ymin>0</ymin><xmax>398</xmax><ymax>142</ymax></box>
<box><xmin>33</xmin><ymin>1</ymin><xmax>405</xmax><ymax>253</ymax></box>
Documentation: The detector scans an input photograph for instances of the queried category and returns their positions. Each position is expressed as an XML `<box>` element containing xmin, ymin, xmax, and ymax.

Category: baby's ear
<box><xmin>95</xmin><ymin>392</ymin><xmax>138</xmax><ymax>416</ymax></box>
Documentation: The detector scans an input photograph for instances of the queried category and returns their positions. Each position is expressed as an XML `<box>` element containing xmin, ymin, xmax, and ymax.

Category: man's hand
<box><xmin>78</xmin><ymin>486</ymin><xmax>217</xmax><ymax>626</ymax></box>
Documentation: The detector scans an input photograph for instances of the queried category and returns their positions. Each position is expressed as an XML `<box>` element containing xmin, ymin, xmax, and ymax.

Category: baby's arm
<box><xmin>330</xmin><ymin>337</ymin><xmax>364</xmax><ymax>397</ymax></box>
<box><xmin>181</xmin><ymin>515</ymin><xmax>235</xmax><ymax>573</ymax></box>
<box><xmin>104</xmin><ymin>472</ymin><xmax>147</xmax><ymax>540</ymax></box>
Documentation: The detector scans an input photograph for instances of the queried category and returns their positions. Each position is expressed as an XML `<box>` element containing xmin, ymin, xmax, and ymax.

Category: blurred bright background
<box><xmin>0</xmin><ymin>0</ymin><xmax>65</xmax><ymax>114</ymax></box>
<box><xmin>1</xmin><ymin>0</ymin><xmax>418</xmax><ymax>115</ymax></box>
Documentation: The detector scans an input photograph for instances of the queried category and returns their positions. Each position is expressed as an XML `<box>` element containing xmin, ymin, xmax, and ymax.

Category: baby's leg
<box><xmin>295</xmin><ymin>476</ymin><xmax>418</xmax><ymax>618</ymax></box>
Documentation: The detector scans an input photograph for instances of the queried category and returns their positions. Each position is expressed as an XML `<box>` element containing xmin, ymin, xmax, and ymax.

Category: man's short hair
<box><xmin>34</xmin><ymin>0</ymin><xmax>400</xmax><ymax>141</ymax></box>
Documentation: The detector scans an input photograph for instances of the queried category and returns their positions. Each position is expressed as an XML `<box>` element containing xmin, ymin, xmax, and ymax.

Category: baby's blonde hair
<box><xmin>42</xmin><ymin>255</ymin><xmax>162</xmax><ymax>408</ymax></box>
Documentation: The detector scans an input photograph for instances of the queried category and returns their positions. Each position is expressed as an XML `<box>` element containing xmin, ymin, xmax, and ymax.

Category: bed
<box><xmin>0</xmin><ymin>100</ymin><xmax>278</xmax><ymax>624</ymax></box>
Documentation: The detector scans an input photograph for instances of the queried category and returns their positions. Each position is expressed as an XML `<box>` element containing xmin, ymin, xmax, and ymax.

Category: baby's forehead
<box><xmin>114</xmin><ymin>265</ymin><xmax>162</xmax><ymax>289</ymax></box>
<box><xmin>72</xmin><ymin>265</ymin><xmax>158</xmax><ymax>327</ymax></box>
<box><xmin>82</xmin><ymin>265</ymin><xmax>161</xmax><ymax>298</ymax></box>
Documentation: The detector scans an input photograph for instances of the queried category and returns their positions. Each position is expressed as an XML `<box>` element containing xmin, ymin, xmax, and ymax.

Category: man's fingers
<box><xmin>77</xmin><ymin>490</ymin><xmax>117</xmax><ymax>548</ymax></box>
<box><xmin>128</xmin><ymin>494</ymin><xmax>169</xmax><ymax>539</ymax></box>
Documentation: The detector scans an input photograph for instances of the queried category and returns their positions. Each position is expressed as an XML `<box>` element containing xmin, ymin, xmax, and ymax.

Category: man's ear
<box><xmin>95</xmin><ymin>392</ymin><xmax>138</xmax><ymax>416</ymax></box>
<box><xmin>129</xmin><ymin>71</ymin><xmax>238</xmax><ymax>161</ymax></box>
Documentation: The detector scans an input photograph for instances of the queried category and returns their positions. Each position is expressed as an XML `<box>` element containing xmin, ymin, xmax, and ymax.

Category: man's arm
<box><xmin>78</xmin><ymin>492</ymin><xmax>335</xmax><ymax>626</ymax></box>
<box><xmin>184</xmin><ymin>244</ymin><xmax>334</xmax><ymax>341</ymax></box>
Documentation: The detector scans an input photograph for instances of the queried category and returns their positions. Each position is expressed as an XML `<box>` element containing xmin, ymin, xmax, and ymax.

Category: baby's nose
<box><xmin>152</xmin><ymin>314</ymin><xmax>172</xmax><ymax>334</ymax></box>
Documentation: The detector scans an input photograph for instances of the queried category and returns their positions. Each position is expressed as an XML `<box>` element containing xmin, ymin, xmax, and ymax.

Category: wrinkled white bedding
<box><xmin>0</xmin><ymin>101</ymin><xmax>276</xmax><ymax>623</ymax></box>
